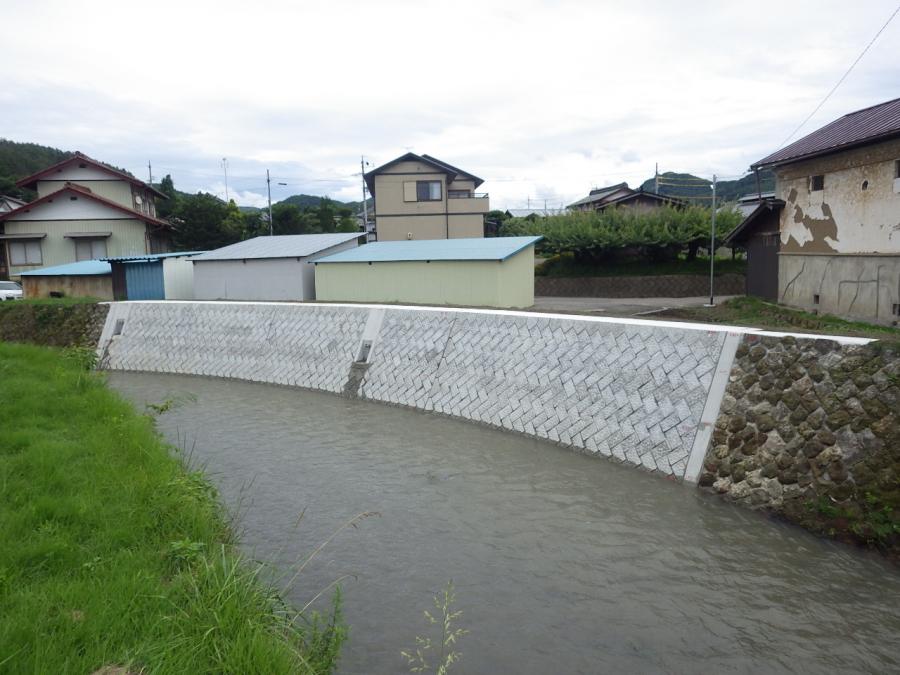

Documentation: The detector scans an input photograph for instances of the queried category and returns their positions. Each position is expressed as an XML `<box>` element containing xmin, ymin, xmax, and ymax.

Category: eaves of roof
<box><xmin>0</xmin><ymin>183</ymin><xmax>175</xmax><ymax>230</ymax></box>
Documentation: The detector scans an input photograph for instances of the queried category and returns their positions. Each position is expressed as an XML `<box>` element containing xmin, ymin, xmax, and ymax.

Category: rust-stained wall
<box><xmin>776</xmin><ymin>137</ymin><xmax>900</xmax><ymax>255</ymax></box>
<box><xmin>22</xmin><ymin>274</ymin><xmax>114</xmax><ymax>300</ymax></box>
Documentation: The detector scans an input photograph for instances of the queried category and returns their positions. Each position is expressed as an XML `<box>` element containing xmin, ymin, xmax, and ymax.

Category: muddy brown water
<box><xmin>108</xmin><ymin>372</ymin><xmax>900</xmax><ymax>675</ymax></box>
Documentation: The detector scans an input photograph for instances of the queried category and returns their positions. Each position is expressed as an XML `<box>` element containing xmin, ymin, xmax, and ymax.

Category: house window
<box><xmin>448</xmin><ymin>189</ymin><xmax>472</xmax><ymax>199</ymax></box>
<box><xmin>895</xmin><ymin>160</ymin><xmax>900</xmax><ymax>178</ymax></box>
<box><xmin>416</xmin><ymin>181</ymin><xmax>442</xmax><ymax>201</ymax></box>
<box><xmin>74</xmin><ymin>238</ymin><xmax>107</xmax><ymax>261</ymax></box>
<box><xmin>9</xmin><ymin>240</ymin><xmax>42</xmax><ymax>266</ymax></box>
<box><xmin>810</xmin><ymin>175</ymin><xmax>824</xmax><ymax>191</ymax></box>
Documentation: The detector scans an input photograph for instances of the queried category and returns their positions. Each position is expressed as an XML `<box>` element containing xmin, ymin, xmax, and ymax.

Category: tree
<box><xmin>156</xmin><ymin>174</ymin><xmax>178</xmax><ymax>219</ymax></box>
<box><xmin>316</xmin><ymin>197</ymin><xmax>337</xmax><ymax>233</ymax></box>
<box><xmin>173</xmin><ymin>193</ymin><xmax>239</xmax><ymax>250</ymax></box>
<box><xmin>272</xmin><ymin>203</ymin><xmax>311</xmax><ymax>235</ymax></box>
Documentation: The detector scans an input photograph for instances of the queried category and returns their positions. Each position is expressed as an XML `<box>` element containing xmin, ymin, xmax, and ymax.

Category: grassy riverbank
<box><xmin>0</xmin><ymin>342</ymin><xmax>344</xmax><ymax>673</ymax></box>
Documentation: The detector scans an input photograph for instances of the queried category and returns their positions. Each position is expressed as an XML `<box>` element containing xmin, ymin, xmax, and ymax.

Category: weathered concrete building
<box><xmin>747</xmin><ymin>97</ymin><xmax>900</xmax><ymax>324</ymax></box>
<box><xmin>364</xmin><ymin>153</ymin><xmax>489</xmax><ymax>241</ymax></box>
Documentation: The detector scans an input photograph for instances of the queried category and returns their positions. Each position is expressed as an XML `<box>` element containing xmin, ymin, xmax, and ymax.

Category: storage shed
<box><xmin>105</xmin><ymin>251</ymin><xmax>204</xmax><ymax>301</ymax></box>
<box><xmin>314</xmin><ymin>236</ymin><xmax>542</xmax><ymax>308</ymax></box>
<box><xmin>19</xmin><ymin>260</ymin><xmax>113</xmax><ymax>299</ymax></box>
<box><xmin>190</xmin><ymin>233</ymin><xmax>363</xmax><ymax>301</ymax></box>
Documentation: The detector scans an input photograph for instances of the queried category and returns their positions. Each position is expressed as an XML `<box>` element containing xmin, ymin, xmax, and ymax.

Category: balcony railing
<box><xmin>448</xmin><ymin>192</ymin><xmax>489</xmax><ymax>199</ymax></box>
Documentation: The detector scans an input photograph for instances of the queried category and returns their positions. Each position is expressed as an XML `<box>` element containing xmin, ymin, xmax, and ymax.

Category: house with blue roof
<box><xmin>313</xmin><ymin>236</ymin><xmax>542</xmax><ymax>308</ymax></box>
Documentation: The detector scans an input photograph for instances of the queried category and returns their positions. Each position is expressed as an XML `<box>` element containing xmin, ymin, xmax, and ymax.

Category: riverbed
<box><xmin>109</xmin><ymin>372</ymin><xmax>900</xmax><ymax>675</ymax></box>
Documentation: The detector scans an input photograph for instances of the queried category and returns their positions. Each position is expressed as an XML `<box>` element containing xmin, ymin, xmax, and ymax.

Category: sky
<box><xmin>4</xmin><ymin>0</ymin><xmax>899</xmax><ymax>210</ymax></box>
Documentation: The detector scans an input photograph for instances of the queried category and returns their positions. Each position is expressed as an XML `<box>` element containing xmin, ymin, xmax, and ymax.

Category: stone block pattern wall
<box><xmin>535</xmin><ymin>273</ymin><xmax>745</xmax><ymax>298</ymax></box>
<box><xmin>102</xmin><ymin>303</ymin><xmax>368</xmax><ymax>394</ymax></box>
<box><xmin>701</xmin><ymin>335</ymin><xmax>899</xmax><ymax>555</ymax></box>
<box><xmin>361</xmin><ymin>309</ymin><xmax>725</xmax><ymax>477</ymax></box>
<box><xmin>100</xmin><ymin>302</ymin><xmax>730</xmax><ymax>481</ymax></box>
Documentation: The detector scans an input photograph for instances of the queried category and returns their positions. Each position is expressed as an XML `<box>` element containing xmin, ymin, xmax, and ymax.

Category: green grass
<box><xmin>535</xmin><ymin>253</ymin><xmax>746</xmax><ymax>277</ymax></box>
<box><xmin>659</xmin><ymin>296</ymin><xmax>900</xmax><ymax>341</ymax></box>
<box><xmin>0</xmin><ymin>343</ymin><xmax>345</xmax><ymax>674</ymax></box>
<box><xmin>3</xmin><ymin>296</ymin><xmax>101</xmax><ymax>306</ymax></box>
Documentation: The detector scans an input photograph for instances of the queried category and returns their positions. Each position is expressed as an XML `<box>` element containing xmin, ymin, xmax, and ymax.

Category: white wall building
<box><xmin>190</xmin><ymin>233</ymin><xmax>362</xmax><ymax>301</ymax></box>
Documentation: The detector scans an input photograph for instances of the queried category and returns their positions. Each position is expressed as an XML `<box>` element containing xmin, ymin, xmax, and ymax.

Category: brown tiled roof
<box><xmin>0</xmin><ymin>182</ymin><xmax>173</xmax><ymax>230</ymax></box>
<box><xmin>16</xmin><ymin>151</ymin><xmax>168</xmax><ymax>199</ymax></box>
<box><xmin>752</xmin><ymin>97</ymin><xmax>900</xmax><ymax>169</ymax></box>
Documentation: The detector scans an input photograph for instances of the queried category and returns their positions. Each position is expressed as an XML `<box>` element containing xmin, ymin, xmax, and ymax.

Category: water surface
<box><xmin>109</xmin><ymin>372</ymin><xmax>900</xmax><ymax>675</ymax></box>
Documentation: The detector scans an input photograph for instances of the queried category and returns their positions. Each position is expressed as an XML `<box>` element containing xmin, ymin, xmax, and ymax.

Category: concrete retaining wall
<box><xmin>97</xmin><ymin>301</ymin><xmax>869</xmax><ymax>484</ymax></box>
<box><xmin>535</xmin><ymin>273</ymin><xmax>745</xmax><ymax>298</ymax></box>
<box><xmin>779</xmin><ymin>254</ymin><xmax>900</xmax><ymax>325</ymax></box>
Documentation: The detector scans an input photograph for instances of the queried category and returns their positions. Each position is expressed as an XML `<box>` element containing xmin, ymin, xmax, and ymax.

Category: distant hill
<box><xmin>639</xmin><ymin>171</ymin><xmax>775</xmax><ymax>203</ymax></box>
<box><xmin>0</xmin><ymin>139</ymin><xmax>72</xmax><ymax>199</ymax></box>
<box><xmin>276</xmin><ymin>194</ymin><xmax>372</xmax><ymax>213</ymax></box>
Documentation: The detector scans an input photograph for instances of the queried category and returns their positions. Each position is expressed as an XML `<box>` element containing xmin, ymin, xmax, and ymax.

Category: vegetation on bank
<box><xmin>657</xmin><ymin>296</ymin><xmax>900</xmax><ymax>342</ymax></box>
<box><xmin>0</xmin><ymin>343</ymin><xmax>344</xmax><ymax>673</ymax></box>
<box><xmin>0</xmin><ymin>299</ymin><xmax>107</xmax><ymax>348</ymax></box>
<box><xmin>535</xmin><ymin>252</ymin><xmax>746</xmax><ymax>277</ymax></box>
<box><xmin>501</xmin><ymin>205</ymin><xmax>743</xmax><ymax>264</ymax></box>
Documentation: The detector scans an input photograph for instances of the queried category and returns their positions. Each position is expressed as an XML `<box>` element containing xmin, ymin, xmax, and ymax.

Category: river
<box><xmin>109</xmin><ymin>372</ymin><xmax>900</xmax><ymax>675</ymax></box>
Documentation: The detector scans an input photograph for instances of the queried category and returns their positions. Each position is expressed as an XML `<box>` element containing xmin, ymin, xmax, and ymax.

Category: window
<box><xmin>9</xmin><ymin>240</ymin><xmax>42</xmax><ymax>266</ymax></box>
<box><xmin>895</xmin><ymin>160</ymin><xmax>900</xmax><ymax>179</ymax></box>
<box><xmin>416</xmin><ymin>180</ymin><xmax>442</xmax><ymax>201</ymax></box>
<box><xmin>74</xmin><ymin>238</ymin><xmax>107</xmax><ymax>261</ymax></box>
<box><xmin>810</xmin><ymin>175</ymin><xmax>824</xmax><ymax>191</ymax></box>
<box><xmin>448</xmin><ymin>189</ymin><xmax>472</xmax><ymax>199</ymax></box>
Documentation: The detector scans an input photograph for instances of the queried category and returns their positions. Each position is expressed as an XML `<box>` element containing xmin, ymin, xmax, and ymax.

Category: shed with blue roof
<box><xmin>19</xmin><ymin>259</ymin><xmax>113</xmax><ymax>299</ymax></box>
<box><xmin>313</xmin><ymin>236</ymin><xmax>542</xmax><ymax>308</ymax></box>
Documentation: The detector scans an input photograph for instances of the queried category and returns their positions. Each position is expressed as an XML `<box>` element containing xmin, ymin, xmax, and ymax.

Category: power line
<box><xmin>775</xmin><ymin>2</ymin><xmax>900</xmax><ymax>150</ymax></box>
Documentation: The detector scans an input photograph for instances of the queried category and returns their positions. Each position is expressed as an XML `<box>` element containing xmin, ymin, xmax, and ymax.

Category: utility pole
<box><xmin>654</xmin><ymin>163</ymin><xmax>659</xmax><ymax>194</ymax></box>
<box><xmin>266</xmin><ymin>169</ymin><xmax>273</xmax><ymax>236</ymax></box>
<box><xmin>222</xmin><ymin>158</ymin><xmax>229</xmax><ymax>202</ymax></box>
<box><xmin>361</xmin><ymin>156</ymin><xmax>369</xmax><ymax>238</ymax></box>
<box><xmin>707</xmin><ymin>174</ymin><xmax>717</xmax><ymax>307</ymax></box>
<box><xmin>147</xmin><ymin>161</ymin><xmax>152</xmax><ymax>186</ymax></box>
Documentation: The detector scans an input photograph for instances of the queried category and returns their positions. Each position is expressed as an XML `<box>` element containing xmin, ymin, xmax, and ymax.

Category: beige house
<box><xmin>364</xmin><ymin>153</ymin><xmax>489</xmax><ymax>241</ymax></box>
<box><xmin>747</xmin><ymin>97</ymin><xmax>900</xmax><ymax>324</ymax></box>
<box><xmin>0</xmin><ymin>152</ymin><xmax>173</xmax><ymax>279</ymax></box>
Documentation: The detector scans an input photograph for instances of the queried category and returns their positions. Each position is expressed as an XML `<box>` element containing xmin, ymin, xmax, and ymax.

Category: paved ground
<box><xmin>531</xmin><ymin>295</ymin><xmax>738</xmax><ymax>318</ymax></box>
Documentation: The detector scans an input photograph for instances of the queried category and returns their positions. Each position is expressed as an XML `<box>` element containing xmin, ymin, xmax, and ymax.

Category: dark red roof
<box><xmin>16</xmin><ymin>151</ymin><xmax>168</xmax><ymax>199</ymax></box>
<box><xmin>753</xmin><ymin>97</ymin><xmax>900</xmax><ymax>169</ymax></box>
<box><xmin>0</xmin><ymin>182</ymin><xmax>173</xmax><ymax>230</ymax></box>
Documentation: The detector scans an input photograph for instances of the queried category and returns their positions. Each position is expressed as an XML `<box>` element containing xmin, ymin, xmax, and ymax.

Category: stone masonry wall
<box><xmin>534</xmin><ymin>273</ymin><xmax>745</xmax><ymax>298</ymax></box>
<box><xmin>99</xmin><ymin>301</ymin><xmax>731</xmax><ymax>481</ymax></box>
<box><xmin>0</xmin><ymin>301</ymin><xmax>109</xmax><ymax>348</ymax></box>
<box><xmin>700</xmin><ymin>335</ymin><xmax>899</xmax><ymax>556</ymax></box>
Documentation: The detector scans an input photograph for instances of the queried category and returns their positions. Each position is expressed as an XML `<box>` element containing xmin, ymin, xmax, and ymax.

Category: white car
<box><xmin>0</xmin><ymin>280</ymin><xmax>23</xmax><ymax>300</ymax></box>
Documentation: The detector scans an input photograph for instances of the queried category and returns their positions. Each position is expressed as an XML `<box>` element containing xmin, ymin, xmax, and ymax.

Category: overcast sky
<box><xmin>4</xmin><ymin>0</ymin><xmax>899</xmax><ymax>209</ymax></box>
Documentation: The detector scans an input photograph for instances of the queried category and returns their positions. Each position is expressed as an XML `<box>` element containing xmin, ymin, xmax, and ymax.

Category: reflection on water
<box><xmin>109</xmin><ymin>372</ymin><xmax>900</xmax><ymax>675</ymax></box>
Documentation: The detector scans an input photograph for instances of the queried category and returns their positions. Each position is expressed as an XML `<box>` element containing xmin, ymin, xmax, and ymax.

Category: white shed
<box><xmin>190</xmin><ymin>233</ymin><xmax>363</xmax><ymax>301</ymax></box>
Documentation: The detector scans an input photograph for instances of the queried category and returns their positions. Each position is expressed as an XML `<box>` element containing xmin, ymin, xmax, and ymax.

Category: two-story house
<box><xmin>364</xmin><ymin>153</ymin><xmax>489</xmax><ymax>241</ymax></box>
<box><xmin>727</xmin><ymin>97</ymin><xmax>900</xmax><ymax>324</ymax></box>
<box><xmin>0</xmin><ymin>152</ymin><xmax>173</xmax><ymax>279</ymax></box>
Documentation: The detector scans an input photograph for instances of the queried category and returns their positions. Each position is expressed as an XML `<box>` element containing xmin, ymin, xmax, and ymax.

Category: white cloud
<box><xmin>4</xmin><ymin>0</ymin><xmax>899</xmax><ymax>208</ymax></box>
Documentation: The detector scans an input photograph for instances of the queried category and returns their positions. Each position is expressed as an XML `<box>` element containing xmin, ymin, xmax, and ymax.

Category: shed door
<box><xmin>124</xmin><ymin>261</ymin><xmax>165</xmax><ymax>300</ymax></box>
<box><xmin>745</xmin><ymin>232</ymin><xmax>779</xmax><ymax>301</ymax></box>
